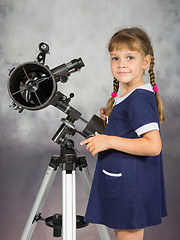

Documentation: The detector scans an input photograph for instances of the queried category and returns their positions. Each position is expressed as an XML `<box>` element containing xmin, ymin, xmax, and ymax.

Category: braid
<box><xmin>105</xmin><ymin>78</ymin><xmax>119</xmax><ymax>117</ymax></box>
<box><xmin>113</xmin><ymin>77</ymin><xmax>119</xmax><ymax>93</ymax></box>
<box><xmin>149</xmin><ymin>54</ymin><xmax>156</xmax><ymax>87</ymax></box>
<box><xmin>148</xmin><ymin>52</ymin><xmax>165</xmax><ymax>123</ymax></box>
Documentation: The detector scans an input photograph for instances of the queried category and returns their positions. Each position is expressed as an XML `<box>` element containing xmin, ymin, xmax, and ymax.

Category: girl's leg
<box><xmin>115</xmin><ymin>228</ymin><xmax>144</xmax><ymax>240</ymax></box>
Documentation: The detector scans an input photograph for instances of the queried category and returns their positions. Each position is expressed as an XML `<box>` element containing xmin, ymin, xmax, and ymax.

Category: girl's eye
<box><xmin>112</xmin><ymin>57</ymin><xmax>118</xmax><ymax>61</ymax></box>
<box><xmin>127</xmin><ymin>56</ymin><xmax>134</xmax><ymax>60</ymax></box>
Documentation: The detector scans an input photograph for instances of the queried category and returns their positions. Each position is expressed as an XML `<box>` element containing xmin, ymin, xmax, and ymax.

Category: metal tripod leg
<box><xmin>78</xmin><ymin>160</ymin><xmax>112</xmax><ymax>240</ymax></box>
<box><xmin>20</xmin><ymin>159</ymin><xmax>59</xmax><ymax>240</ymax></box>
<box><xmin>62</xmin><ymin>166</ymin><xmax>76</xmax><ymax>240</ymax></box>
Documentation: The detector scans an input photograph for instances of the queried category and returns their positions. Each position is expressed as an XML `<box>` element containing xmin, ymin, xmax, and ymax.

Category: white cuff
<box><xmin>135</xmin><ymin>122</ymin><xmax>159</xmax><ymax>137</ymax></box>
<box><xmin>106</xmin><ymin>116</ymin><xmax>109</xmax><ymax>124</ymax></box>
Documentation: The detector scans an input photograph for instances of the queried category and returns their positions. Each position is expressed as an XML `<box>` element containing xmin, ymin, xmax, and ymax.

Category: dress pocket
<box><xmin>100</xmin><ymin>169</ymin><xmax>123</xmax><ymax>199</ymax></box>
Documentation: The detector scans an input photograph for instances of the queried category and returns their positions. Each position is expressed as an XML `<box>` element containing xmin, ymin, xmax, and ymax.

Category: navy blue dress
<box><xmin>85</xmin><ymin>84</ymin><xmax>167</xmax><ymax>229</ymax></box>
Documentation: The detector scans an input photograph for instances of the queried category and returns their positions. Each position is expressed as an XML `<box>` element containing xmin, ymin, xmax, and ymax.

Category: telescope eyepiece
<box><xmin>71</xmin><ymin>58</ymin><xmax>85</xmax><ymax>70</ymax></box>
<box><xmin>66</xmin><ymin>58</ymin><xmax>85</xmax><ymax>72</ymax></box>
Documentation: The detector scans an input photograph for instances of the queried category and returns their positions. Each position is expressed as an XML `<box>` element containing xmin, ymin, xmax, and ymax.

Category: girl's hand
<box><xmin>80</xmin><ymin>132</ymin><xmax>110</xmax><ymax>156</ymax></box>
<box><xmin>100</xmin><ymin>107</ymin><xmax>106</xmax><ymax>120</ymax></box>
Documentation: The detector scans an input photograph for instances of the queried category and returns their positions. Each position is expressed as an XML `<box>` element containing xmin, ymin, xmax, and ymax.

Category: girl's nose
<box><xmin>118</xmin><ymin>59</ymin><xmax>126</xmax><ymax>68</ymax></box>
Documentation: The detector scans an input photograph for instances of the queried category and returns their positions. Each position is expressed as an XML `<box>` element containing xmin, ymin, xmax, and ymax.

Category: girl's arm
<box><xmin>80</xmin><ymin>130</ymin><xmax>162</xmax><ymax>157</ymax></box>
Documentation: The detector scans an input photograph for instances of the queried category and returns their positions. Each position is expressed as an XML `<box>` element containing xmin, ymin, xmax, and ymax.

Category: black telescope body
<box><xmin>8</xmin><ymin>57</ymin><xmax>84</xmax><ymax>111</ymax></box>
<box><xmin>7</xmin><ymin>43</ymin><xmax>105</xmax><ymax>140</ymax></box>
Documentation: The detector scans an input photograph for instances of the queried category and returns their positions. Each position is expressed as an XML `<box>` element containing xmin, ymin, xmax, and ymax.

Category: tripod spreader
<box><xmin>45</xmin><ymin>214</ymin><xmax>88</xmax><ymax>237</ymax></box>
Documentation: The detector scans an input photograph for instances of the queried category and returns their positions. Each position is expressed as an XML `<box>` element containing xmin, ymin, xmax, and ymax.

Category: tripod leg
<box><xmin>79</xmin><ymin>165</ymin><xmax>112</xmax><ymax>240</ymax></box>
<box><xmin>62</xmin><ymin>168</ymin><xmax>76</xmax><ymax>240</ymax></box>
<box><xmin>20</xmin><ymin>165</ymin><xmax>58</xmax><ymax>240</ymax></box>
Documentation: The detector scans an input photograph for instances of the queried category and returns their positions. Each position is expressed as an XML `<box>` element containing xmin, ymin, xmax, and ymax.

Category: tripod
<box><xmin>20</xmin><ymin>130</ymin><xmax>112</xmax><ymax>240</ymax></box>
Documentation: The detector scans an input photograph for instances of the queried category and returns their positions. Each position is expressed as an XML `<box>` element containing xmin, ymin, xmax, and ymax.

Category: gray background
<box><xmin>0</xmin><ymin>0</ymin><xmax>179</xmax><ymax>239</ymax></box>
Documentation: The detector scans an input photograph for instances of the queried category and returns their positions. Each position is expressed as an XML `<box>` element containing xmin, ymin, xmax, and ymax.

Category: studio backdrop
<box><xmin>0</xmin><ymin>0</ymin><xmax>179</xmax><ymax>239</ymax></box>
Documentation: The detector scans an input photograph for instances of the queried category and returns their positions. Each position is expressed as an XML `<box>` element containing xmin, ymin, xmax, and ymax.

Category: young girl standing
<box><xmin>81</xmin><ymin>27</ymin><xmax>167</xmax><ymax>240</ymax></box>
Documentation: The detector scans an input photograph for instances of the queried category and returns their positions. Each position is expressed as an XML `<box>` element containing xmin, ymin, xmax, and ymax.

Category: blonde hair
<box><xmin>105</xmin><ymin>27</ymin><xmax>164</xmax><ymax>123</ymax></box>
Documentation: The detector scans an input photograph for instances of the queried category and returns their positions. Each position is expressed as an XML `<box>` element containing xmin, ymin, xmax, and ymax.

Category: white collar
<box><xmin>114</xmin><ymin>83</ymin><xmax>153</xmax><ymax>105</ymax></box>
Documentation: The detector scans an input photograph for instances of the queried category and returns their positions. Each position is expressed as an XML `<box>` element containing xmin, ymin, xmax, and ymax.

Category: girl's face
<box><xmin>110</xmin><ymin>47</ymin><xmax>150</xmax><ymax>86</ymax></box>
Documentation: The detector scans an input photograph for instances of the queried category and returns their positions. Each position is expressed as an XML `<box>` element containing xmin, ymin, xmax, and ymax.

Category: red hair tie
<box><xmin>111</xmin><ymin>92</ymin><xmax>117</xmax><ymax>97</ymax></box>
<box><xmin>153</xmin><ymin>85</ymin><xmax>158</xmax><ymax>93</ymax></box>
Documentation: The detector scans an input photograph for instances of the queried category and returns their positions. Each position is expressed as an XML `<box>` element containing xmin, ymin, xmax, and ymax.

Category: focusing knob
<box><xmin>59</xmin><ymin>75</ymin><xmax>68</xmax><ymax>83</ymax></box>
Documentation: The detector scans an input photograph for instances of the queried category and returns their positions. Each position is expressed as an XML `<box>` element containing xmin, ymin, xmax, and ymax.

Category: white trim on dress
<box><xmin>114</xmin><ymin>83</ymin><xmax>153</xmax><ymax>106</ymax></box>
<box><xmin>102</xmin><ymin>169</ymin><xmax>123</xmax><ymax>177</ymax></box>
<box><xmin>135</xmin><ymin>122</ymin><xmax>159</xmax><ymax>137</ymax></box>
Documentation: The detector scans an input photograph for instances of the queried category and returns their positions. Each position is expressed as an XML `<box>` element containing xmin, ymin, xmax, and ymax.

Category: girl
<box><xmin>80</xmin><ymin>27</ymin><xmax>167</xmax><ymax>240</ymax></box>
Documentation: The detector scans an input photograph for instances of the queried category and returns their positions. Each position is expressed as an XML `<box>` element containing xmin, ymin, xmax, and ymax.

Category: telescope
<box><xmin>7</xmin><ymin>43</ymin><xmax>112</xmax><ymax>240</ymax></box>
<box><xmin>7</xmin><ymin>42</ymin><xmax>105</xmax><ymax>140</ymax></box>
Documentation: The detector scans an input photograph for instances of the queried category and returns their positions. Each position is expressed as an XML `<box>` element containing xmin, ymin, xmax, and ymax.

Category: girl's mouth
<box><xmin>118</xmin><ymin>72</ymin><xmax>130</xmax><ymax>75</ymax></box>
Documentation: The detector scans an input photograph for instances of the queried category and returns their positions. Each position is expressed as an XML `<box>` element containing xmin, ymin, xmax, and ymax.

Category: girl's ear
<box><xmin>142</xmin><ymin>55</ymin><xmax>151</xmax><ymax>70</ymax></box>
